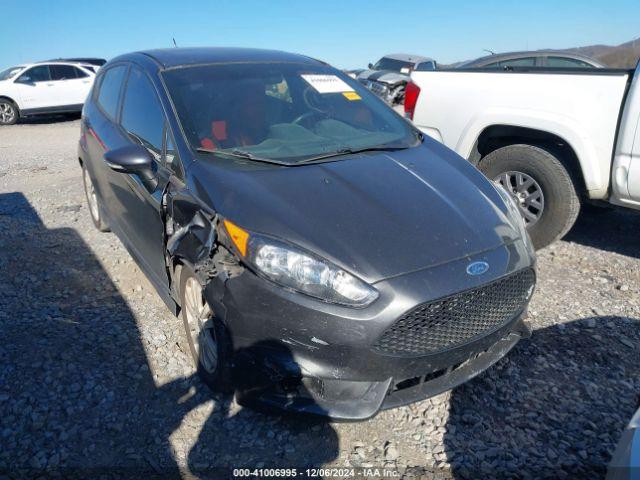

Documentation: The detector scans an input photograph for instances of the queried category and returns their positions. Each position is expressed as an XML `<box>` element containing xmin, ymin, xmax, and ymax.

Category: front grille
<box><xmin>359</xmin><ymin>79</ymin><xmax>388</xmax><ymax>99</ymax></box>
<box><xmin>373</xmin><ymin>269</ymin><xmax>535</xmax><ymax>356</ymax></box>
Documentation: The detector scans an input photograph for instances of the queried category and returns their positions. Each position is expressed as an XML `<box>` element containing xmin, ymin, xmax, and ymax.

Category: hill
<box><xmin>446</xmin><ymin>37</ymin><xmax>640</xmax><ymax>69</ymax></box>
<box><xmin>559</xmin><ymin>37</ymin><xmax>640</xmax><ymax>68</ymax></box>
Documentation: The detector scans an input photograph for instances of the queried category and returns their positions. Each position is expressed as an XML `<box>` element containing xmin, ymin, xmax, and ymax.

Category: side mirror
<box><xmin>368</xmin><ymin>63</ymin><xmax>374</xmax><ymax>69</ymax></box>
<box><xmin>104</xmin><ymin>145</ymin><xmax>158</xmax><ymax>191</ymax></box>
<box><xmin>15</xmin><ymin>76</ymin><xmax>32</xmax><ymax>84</ymax></box>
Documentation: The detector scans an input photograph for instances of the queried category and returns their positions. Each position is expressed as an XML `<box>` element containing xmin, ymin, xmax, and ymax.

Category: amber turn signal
<box><xmin>223</xmin><ymin>219</ymin><xmax>250</xmax><ymax>257</ymax></box>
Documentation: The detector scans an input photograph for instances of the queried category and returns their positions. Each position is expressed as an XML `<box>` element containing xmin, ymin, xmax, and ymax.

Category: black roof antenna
<box><xmin>172</xmin><ymin>38</ymin><xmax>178</xmax><ymax>48</ymax></box>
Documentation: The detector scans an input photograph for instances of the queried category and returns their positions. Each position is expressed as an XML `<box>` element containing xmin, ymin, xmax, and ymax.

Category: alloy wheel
<box><xmin>83</xmin><ymin>168</ymin><xmax>101</xmax><ymax>223</ymax></box>
<box><xmin>0</xmin><ymin>102</ymin><xmax>16</xmax><ymax>125</ymax></box>
<box><xmin>494</xmin><ymin>171</ymin><xmax>545</xmax><ymax>226</ymax></box>
<box><xmin>183</xmin><ymin>277</ymin><xmax>218</xmax><ymax>373</ymax></box>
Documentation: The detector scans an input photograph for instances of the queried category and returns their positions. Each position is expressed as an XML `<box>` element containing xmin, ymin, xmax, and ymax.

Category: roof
<box><xmin>383</xmin><ymin>53</ymin><xmax>434</xmax><ymax>63</ymax></box>
<box><xmin>2</xmin><ymin>60</ymin><xmax>97</xmax><ymax>71</ymax></box>
<box><xmin>130</xmin><ymin>47</ymin><xmax>324</xmax><ymax>69</ymax></box>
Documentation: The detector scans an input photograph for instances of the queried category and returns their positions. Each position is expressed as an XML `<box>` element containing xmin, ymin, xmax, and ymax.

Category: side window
<box><xmin>547</xmin><ymin>57</ymin><xmax>594</xmax><ymax>68</ymax></box>
<box><xmin>73</xmin><ymin>67</ymin><xmax>89</xmax><ymax>78</ymax></box>
<box><xmin>500</xmin><ymin>57</ymin><xmax>536</xmax><ymax>67</ymax></box>
<box><xmin>50</xmin><ymin>64</ymin><xmax>78</xmax><ymax>80</ymax></box>
<box><xmin>19</xmin><ymin>65</ymin><xmax>51</xmax><ymax>82</ymax></box>
<box><xmin>121</xmin><ymin>67</ymin><xmax>165</xmax><ymax>159</ymax></box>
<box><xmin>96</xmin><ymin>65</ymin><xmax>127</xmax><ymax>120</ymax></box>
<box><xmin>485</xmin><ymin>58</ymin><xmax>536</xmax><ymax>68</ymax></box>
<box><xmin>414</xmin><ymin>61</ymin><xmax>436</xmax><ymax>71</ymax></box>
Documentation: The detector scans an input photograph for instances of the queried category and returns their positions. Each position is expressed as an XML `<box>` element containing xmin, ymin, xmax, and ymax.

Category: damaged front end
<box><xmin>159</xmin><ymin>182</ymin><xmax>535</xmax><ymax>421</ymax></box>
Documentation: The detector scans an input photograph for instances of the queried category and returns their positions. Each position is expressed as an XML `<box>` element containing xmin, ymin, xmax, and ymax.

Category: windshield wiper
<box><xmin>295</xmin><ymin>145</ymin><xmax>411</xmax><ymax>165</ymax></box>
<box><xmin>196</xmin><ymin>148</ymin><xmax>288</xmax><ymax>166</ymax></box>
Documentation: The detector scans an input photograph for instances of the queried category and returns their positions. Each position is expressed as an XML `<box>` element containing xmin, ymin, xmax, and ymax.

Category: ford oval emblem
<box><xmin>466</xmin><ymin>261</ymin><xmax>489</xmax><ymax>276</ymax></box>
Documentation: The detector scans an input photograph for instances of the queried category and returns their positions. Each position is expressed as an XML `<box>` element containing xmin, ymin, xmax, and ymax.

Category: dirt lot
<box><xmin>1</xmin><ymin>118</ymin><xmax>639</xmax><ymax>479</ymax></box>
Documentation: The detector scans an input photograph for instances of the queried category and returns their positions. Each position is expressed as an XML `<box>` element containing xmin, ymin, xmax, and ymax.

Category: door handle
<box><xmin>46</xmin><ymin>83</ymin><xmax>54</xmax><ymax>86</ymax></box>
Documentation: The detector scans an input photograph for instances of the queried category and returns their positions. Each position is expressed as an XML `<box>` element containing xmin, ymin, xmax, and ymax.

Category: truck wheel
<box><xmin>178</xmin><ymin>265</ymin><xmax>230</xmax><ymax>392</ymax></box>
<box><xmin>0</xmin><ymin>100</ymin><xmax>18</xmax><ymax>125</ymax></box>
<box><xmin>478</xmin><ymin>144</ymin><xmax>580</xmax><ymax>250</ymax></box>
<box><xmin>81</xmin><ymin>164</ymin><xmax>110</xmax><ymax>232</ymax></box>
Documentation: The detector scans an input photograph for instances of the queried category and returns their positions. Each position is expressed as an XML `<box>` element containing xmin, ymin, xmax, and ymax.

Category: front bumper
<box><xmin>207</xmin><ymin>241</ymin><xmax>535</xmax><ymax>420</ymax></box>
<box><xmin>237</xmin><ymin>317</ymin><xmax>530</xmax><ymax>420</ymax></box>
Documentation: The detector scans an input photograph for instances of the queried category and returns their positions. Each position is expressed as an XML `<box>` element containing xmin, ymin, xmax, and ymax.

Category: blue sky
<box><xmin>1</xmin><ymin>0</ymin><xmax>638</xmax><ymax>69</ymax></box>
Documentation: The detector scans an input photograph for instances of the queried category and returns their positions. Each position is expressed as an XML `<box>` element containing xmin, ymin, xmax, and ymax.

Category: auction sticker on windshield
<box><xmin>301</xmin><ymin>74</ymin><xmax>354</xmax><ymax>93</ymax></box>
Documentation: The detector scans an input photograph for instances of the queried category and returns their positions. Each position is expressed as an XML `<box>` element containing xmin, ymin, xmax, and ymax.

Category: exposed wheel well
<box><xmin>471</xmin><ymin>125</ymin><xmax>587</xmax><ymax>197</ymax></box>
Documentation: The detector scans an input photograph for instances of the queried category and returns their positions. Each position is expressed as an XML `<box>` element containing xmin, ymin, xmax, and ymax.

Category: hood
<box><xmin>190</xmin><ymin>142</ymin><xmax>520</xmax><ymax>283</ymax></box>
<box><xmin>356</xmin><ymin>69</ymin><xmax>409</xmax><ymax>85</ymax></box>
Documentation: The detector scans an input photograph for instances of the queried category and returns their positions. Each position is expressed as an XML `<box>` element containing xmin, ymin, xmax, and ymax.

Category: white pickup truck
<box><xmin>406</xmin><ymin>62</ymin><xmax>640</xmax><ymax>249</ymax></box>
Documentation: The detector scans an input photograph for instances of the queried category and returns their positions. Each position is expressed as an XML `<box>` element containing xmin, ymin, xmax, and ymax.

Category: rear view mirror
<box><xmin>104</xmin><ymin>145</ymin><xmax>158</xmax><ymax>191</ymax></box>
<box><xmin>368</xmin><ymin>63</ymin><xmax>374</xmax><ymax>69</ymax></box>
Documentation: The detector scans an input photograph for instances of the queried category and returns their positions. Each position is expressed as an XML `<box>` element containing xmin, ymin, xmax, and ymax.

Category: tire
<box><xmin>478</xmin><ymin>144</ymin><xmax>580</xmax><ymax>250</ymax></box>
<box><xmin>0</xmin><ymin>99</ymin><xmax>18</xmax><ymax>125</ymax></box>
<box><xmin>178</xmin><ymin>264</ymin><xmax>230</xmax><ymax>392</ymax></box>
<box><xmin>81</xmin><ymin>164</ymin><xmax>110</xmax><ymax>232</ymax></box>
<box><xmin>389</xmin><ymin>85</ymin><xmax>405</xmax><ymax>105</ymax></box>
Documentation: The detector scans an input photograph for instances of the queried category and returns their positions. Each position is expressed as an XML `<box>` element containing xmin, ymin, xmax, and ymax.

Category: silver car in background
<box><xmin>353</xmin><ymin>53</ymin><xmax>436</xmax><ymax>105</ymax></box>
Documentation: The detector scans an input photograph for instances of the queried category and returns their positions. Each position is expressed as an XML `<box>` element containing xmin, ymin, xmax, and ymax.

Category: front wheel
<box><xmin>478</xmin><ymin>144</ymin><xmax>580</xmax><ymax>250</ymax></box>
<box><xmin>178</xmin><ymin>265</ymin><xmax>230</xmax><ymax>391</ymax></box>
<box><xmin>0</xmin><ymin>100</ymin><xmax>18</xmax><ymax>125</ymax></box>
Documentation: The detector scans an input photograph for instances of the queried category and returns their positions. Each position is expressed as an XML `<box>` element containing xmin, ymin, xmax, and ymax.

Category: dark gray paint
<box><xmin>79</xmin><ymin>47</ymin><xmax>536</xmax><ymax>419</ymax></box>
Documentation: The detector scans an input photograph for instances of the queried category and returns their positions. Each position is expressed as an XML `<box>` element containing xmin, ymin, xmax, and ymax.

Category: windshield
<box><xmin>372</xmin><ymin>58</ymin><xmax>414</xmax><ymax>72</ymax></box>
<box><xmin>0</xmin><ymin>66</ymin><xmax>24</xmax><ymax>81</ymax></box>
<box><xmin>163</xmin><ymin>62</ymin><xmax>418</xmax><ymax>164</ymax></box>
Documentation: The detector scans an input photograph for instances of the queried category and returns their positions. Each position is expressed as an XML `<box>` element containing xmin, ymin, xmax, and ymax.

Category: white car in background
<box><xmin>0</xmin><ymin>61</ymin><xmax>96</xmax><ymax>125</ymax></box>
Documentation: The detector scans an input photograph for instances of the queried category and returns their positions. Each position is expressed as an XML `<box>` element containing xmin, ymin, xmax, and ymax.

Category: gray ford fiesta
<box><xmin>78</xmin><ymin>47</ymin><xmax>536</xmax><ymax>420</ymax></box>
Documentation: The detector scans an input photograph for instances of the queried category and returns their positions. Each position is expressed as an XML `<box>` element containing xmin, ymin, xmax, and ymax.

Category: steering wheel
<box><xmin>292</xmin><ymin>87</ymin><xmax>333</xmax><ymax>126</ymax></box>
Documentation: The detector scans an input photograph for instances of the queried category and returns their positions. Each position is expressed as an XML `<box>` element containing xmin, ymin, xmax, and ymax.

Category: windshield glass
<box><xmin>163</xmin><ymin>62</ymin><xmax>418</xmax><ymax>164</ymax></box>
<box><xmin>372</xmin><ymin>58</ymin><xmax>414</xmax><ymax>72</ymax></box>
<box><xmin>0</xmin><ymin>66</ymin><xmax>24</xmax><ymax>81</ymax></box>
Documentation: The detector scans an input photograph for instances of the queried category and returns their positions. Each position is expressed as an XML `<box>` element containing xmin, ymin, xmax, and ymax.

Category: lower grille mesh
<box><xmin>373</xmin><ymin>269</ymin><xmax>535</xmax><ymax>356</ymax></box>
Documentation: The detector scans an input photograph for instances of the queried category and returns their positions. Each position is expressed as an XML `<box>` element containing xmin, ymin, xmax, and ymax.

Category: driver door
<box><xmin>13</xmin><ymin>65</ymin><xmax>59</xmax><ymax>109</ymax></box>
<box><xmin>107</xmin><ymin>65</ymin><xmax>172</xmax><ymax>288</ymax></box>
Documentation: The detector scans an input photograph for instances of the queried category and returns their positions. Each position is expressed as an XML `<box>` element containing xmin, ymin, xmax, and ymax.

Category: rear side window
<box><xmin>96</xmin><ymin>65</ymin><xmax>127</xmax><ymax>120</ymax></box>
<box><xmin>20</xmin><ymin>65</ymin><xmax>51</xmax><ymax>82</ymax></box>
<box><xmin>73</xmin><ymin>67</ymin><xmax>89</xmax><ymax>78</ymax></box>
<box><xmin>121</xmin><ymin>67</ymin><xmax>165</xmax><ymax>157</ymax></box>
<box><xmin>547</xmin><ymin>56</ymin><xmax>594</xmax><ymax>68</ymax></box>
<box><xmin>51</xmin><ymin>64</ymin><xmax>79</xmax><ymax>80</ymax></box>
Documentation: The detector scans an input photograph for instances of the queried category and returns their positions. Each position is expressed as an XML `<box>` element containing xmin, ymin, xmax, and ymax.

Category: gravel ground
<box><xmin>0</xmin><ymin>118</ymin><xmax>639</xmax><ymax>479</ymax></box>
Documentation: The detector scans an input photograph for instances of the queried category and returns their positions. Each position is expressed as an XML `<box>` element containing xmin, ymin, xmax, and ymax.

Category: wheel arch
<box><xmin>0</xmin><ymin>95</ymin><xmax>19</xmax><ymax>108</ymax></box>
<box><xmin>0</xmin><ymin>95</ymin><xmax>20</xmax><ymax>122</ymax></box>
<box><xmin>471</xmin><ymin>124</ymin><xmax>588</xmax><ymax>198</ymax></box>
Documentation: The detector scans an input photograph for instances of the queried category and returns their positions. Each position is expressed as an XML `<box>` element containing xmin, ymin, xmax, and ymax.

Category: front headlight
<box><xmin>223</xmin><ymin>220</ymin><xmax>379</xmax><ymax>307</ymax></box>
